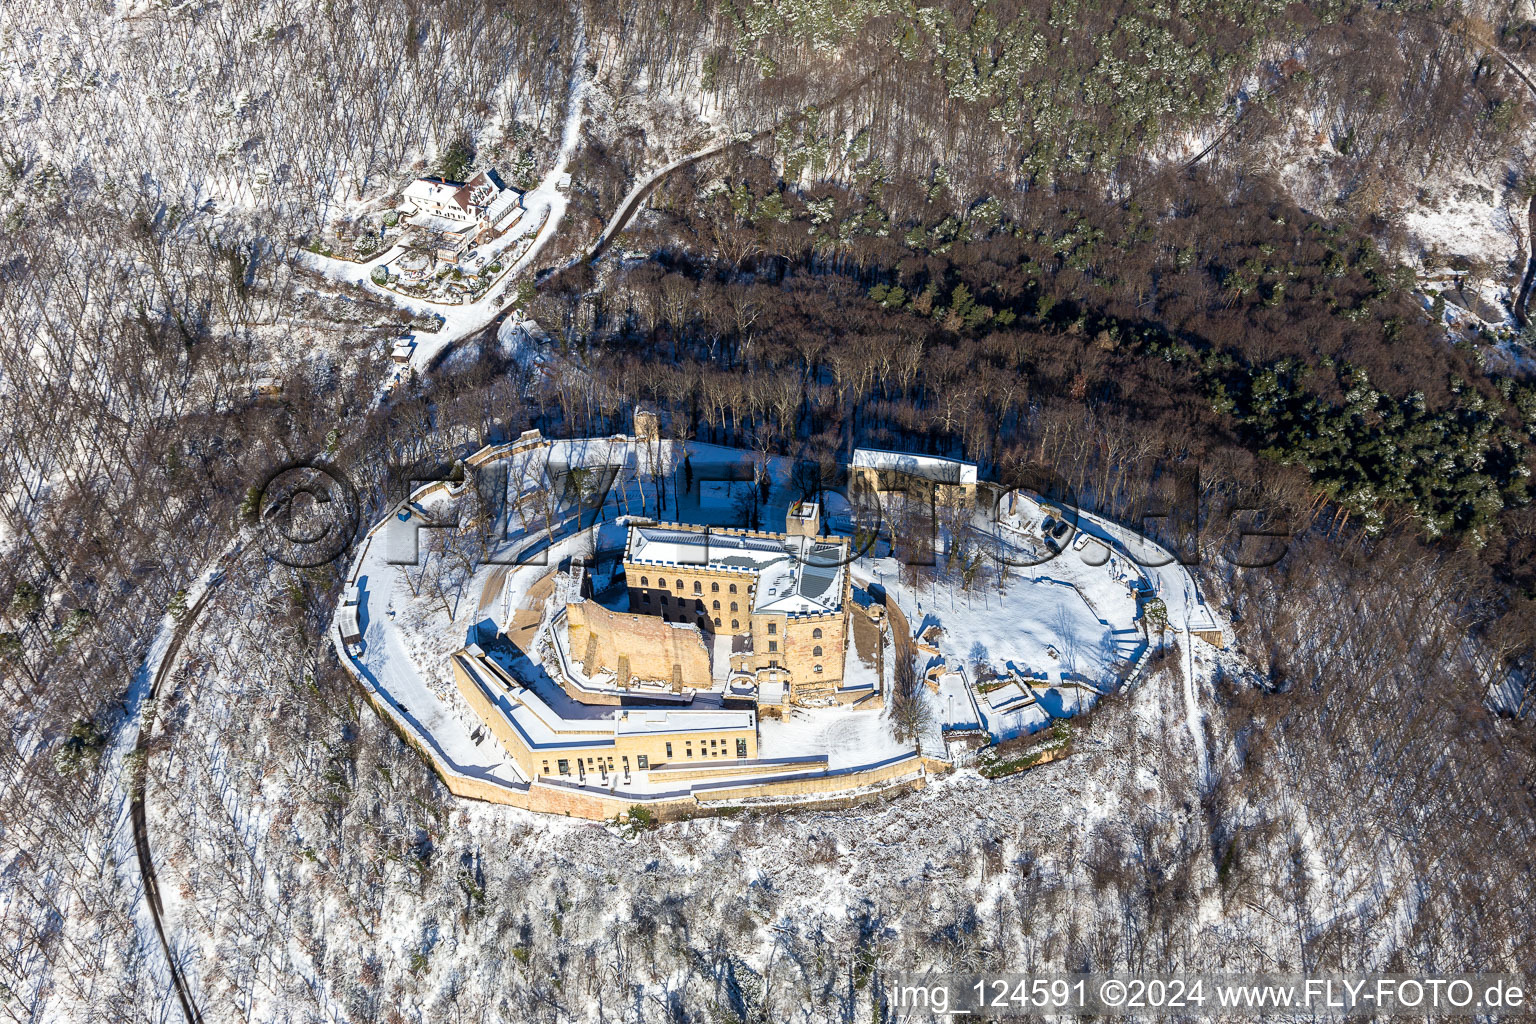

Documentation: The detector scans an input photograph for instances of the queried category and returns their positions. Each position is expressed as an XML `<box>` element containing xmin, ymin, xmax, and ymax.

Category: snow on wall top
<box><xmin>613</xmin><ymin>708</ymin><xmax>754</xmax><ymax>735</ymax></box>
<box><xmin>457</xmin><ymin>649</ymin><xmax>753</xmax><ymax>747</ymax></box>
<box><xmin>851</xmin><ymin>447</ymin><xmax>978</xmax><ymax>485</ymax></box>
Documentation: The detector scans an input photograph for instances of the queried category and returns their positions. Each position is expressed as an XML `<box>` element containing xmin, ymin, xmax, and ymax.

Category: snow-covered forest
<box><xmin>2</xmin><ymin>0</ymin><xmax>1536</xmax><ymax>1021</ymax></box>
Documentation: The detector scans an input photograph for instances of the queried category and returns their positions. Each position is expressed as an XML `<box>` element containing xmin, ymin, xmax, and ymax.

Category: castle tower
<box><xmin>785</xmin><ymin>501</ymin><xmax>821</xmax><ymax>539</ymax></box>
<box><xmin>633</xmin><ymin>407</ymin><xmax>660</xmax><ymax>441</ymax></box>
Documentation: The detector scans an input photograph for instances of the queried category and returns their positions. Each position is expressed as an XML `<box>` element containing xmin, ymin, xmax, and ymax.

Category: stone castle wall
<box><xmin>749</xmin><ymin>608</ymin><xmax>847</xmax><ymax>697</ymax></box>
<box><xmin>626</xmin><ymin>562</ymin><xmax>752</xmax><ymax>633</ymax></box>
<box><xmin>451</xmin><ymin>652</ymin><xmax>757</xmax><ymax>783</ymax></box>
<box><xmin>624</xmin><ymin>522</ymin><xmax>854</xmax><ymax>701</ymax></box>
<box><xmin>565</xmin><ymin>599</ymin><xmax>713</xmax><ymax>686</ymax></box>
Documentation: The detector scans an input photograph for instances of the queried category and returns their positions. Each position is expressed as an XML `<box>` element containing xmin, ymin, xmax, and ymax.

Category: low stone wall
<box><xmin>435</xmin><ymin>745</ymin><xmax>923</xmax><ymax>822</ymax></box>
<box><xmin>694</xmin><ymin>753</ymin><xmax>922</xmax><ymax>805</ymax></box>
<box><xmin>702</xmin><ymin>775</ymin><xmax>928</xmax><ymax>817</ymax></box>
<box><xmin>648</xmin><ymin>756</ymin><xmax>828</xmax><ymax>783</ymax></box>
<box><xmin>1192</xmin><ymin>628</ymin><xmax>1225</xmax><ymax>649</ymax></box>
<box><xmin>842</xmin><ymin>688</ymin><xmax>883</xmax><ymax>709</ymax></box>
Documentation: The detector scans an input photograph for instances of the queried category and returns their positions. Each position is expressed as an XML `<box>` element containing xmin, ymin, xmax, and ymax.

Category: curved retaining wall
<box><xmin>330</xmin><ymin>438</ymin><xmax>934</xmax><ymax>821</ymax></box>
<box><xmin>335</xmin><ymin>640</ymin><xmax>926</xmax><ymax>821</ymax></box>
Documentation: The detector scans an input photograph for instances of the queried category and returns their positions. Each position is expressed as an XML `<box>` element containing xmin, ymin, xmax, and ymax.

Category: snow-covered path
<box><xmin>110</xmin><ymin>603</ymin><xmax>183</xmax><ymax>1018</ymax></box>
<box><xmin>1173</xmin><ymin>574</ymin><xmax>1209</xmax><ymax>785</ymax></box>
<box><xmin>585</xmin><ymin>132</ymin><xmax>746</xmax><ymax>261</ymax></box>
<box><xmin>120</xmin><ymin>33</ymin><xmax>588</xmax><ymax>986</ymax></box>
<box><xmin>506</xmin><ymin>20</ymin><xmax>587</xmax><ymax>289</ymax></box>
<box><xmin>1066</xmin><ymin>507</ymin><xmax>1214</xmax><ymax>786</ymax></box>
<box><xmin>353</xmin><ymin>566</ymin><xmax>526</xmax><ymax>786</ymax></box>
<box><xmin>113</xmin><ymin>541</ymin><xmax>243</xmax><ymax>1024</ymax></box>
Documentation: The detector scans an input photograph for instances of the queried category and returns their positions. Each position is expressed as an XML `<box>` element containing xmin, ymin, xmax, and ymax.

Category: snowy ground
<box><xmin>1402</xmin><ymin>184</ymin><xmax>1522</xmax><ymax>284</ymax></box>
<box><xmin>107</xmin><ymin>548</ymin><xmax>238</xmax><ymax>1017</ymax></box>
<box><xmin>868</xmin><ymin>558</ymin><xmax>1136</xmax><ymax>686</ymax></box>
<box><xmin>839</xmin><ymin>616</ymin><xmax>885</xmax><ymax>694</ymax></box>
<box><xmin>353</xmin><ymin>538</ymin><xmax>527</xmax><ymax>787</ymax></box>
<box><xmin>756</xmin><ymin>705</ymin><xmax>911</xmax><ymax>770</ymax></box>
<box><xmin>1397</xmin><ymin>174</ymin><xmax>1536</xmax><ymax>367</ymax></box>
<box><xmin>149</xmin><ymin>635</ymin><xmax>1225</xmax><ymax>1023</ymax></box>
<box><xmin>120</xmin><ymin>434</ymin><xmax>1242</xmax><ymax>1023</ymax></box>
<box><xmin>934</xmin><ymin>671</ymin><xmax>982</xmax><ymax>731</ymax></box>
<box><xmin>844</xmin><ymin>493</ymin><xmax>1168</xmax><ymax>746</ymax></box>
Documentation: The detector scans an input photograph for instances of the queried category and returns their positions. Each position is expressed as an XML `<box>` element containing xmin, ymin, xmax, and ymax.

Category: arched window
<box><xmin>711</xmin><ymin>582</ymin><xmax>719</xmax><ymax>593</ymax></box>
<box><xmin>813</xmin><ymin>645</ymin><xmax>823</xmax><ymax>657</ymax></box>
<box><xmin>812</xmin><ymin>627</ymin><xmax>822</xmax><ymax>639</ymax></box>
<box><xmin>714</xmin><ymin>618</ymin><xmax>721</xmax><ymax>627</ymax></box>
<box><xmin>674</xmin><ymin>579</ymin><xmax>683</xmax><ymax>591</ymax></box>
<box><xmin>814</xmin><ymin>664</ymin><xmax>823</xmax><ymax>673</ymax></box>
<box><xmin>731</xmin><ymin>620</ymin><xmax>739</xmax><ymax>630</ymax></box>
<box><xmin>641</xmin><ymin>576</ymin><xmax>649</xmax><ymax>587</ymax></box>
<box><xmin>712</xmin><ymin>600</ymin><xmax>720</xmax><ymax>610</ymax></box>
<box><xmin>730</xmin><ymin>602</ymin><xmax>738</xmax><ymax>612</ymax></box>
<box><xmin>729</xmin><ymin>584</ymin><xmax>737</xmax><ymax>594</ymax></box>
<box><xmin>657</xmin><ymin>577</ymin><xmax>666</xmax><ymax>588</ymax></box>
<box><xmin>693</xmin><ymin>580</ymin><xmax>702</xmax><ymax>593</ymax></box>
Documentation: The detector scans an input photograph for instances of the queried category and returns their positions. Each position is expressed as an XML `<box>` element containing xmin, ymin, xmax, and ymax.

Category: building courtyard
<box><xmin>329</xmin><ymin>426</ymin><xmax>1211</xmax><ymax>819</ymax></box>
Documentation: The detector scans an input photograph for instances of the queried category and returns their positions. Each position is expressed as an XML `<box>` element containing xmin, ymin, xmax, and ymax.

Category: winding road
<box><xmin>121</xmin><ymin>41</ymin><xmax>597</xmax><ymax>1015</ymax></box>
<box><xmin>585</xmin><ymin>134</ymin><xmax>758</xmax><ymax>262</ymax></box>
<box><xmin>125</xmin><ymin>545</ymin><xmax>245</xmax><ymax>1024</ymax></box>
<box><xmin>124</xmin><ymin>53</ymin><xmax>882</xmax><ymax>1024</ymax></box>
<box><xmin>1516</xmin><ymin>193</ymin><xmax>1536</xmax><ymax>328</ymax></box>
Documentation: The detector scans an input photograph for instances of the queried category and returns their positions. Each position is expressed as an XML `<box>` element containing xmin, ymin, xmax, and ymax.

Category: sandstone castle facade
<box><xmin>564</xmin><ymin>502</ymin><xmax>853</xmax><ymax>705</ymax></box>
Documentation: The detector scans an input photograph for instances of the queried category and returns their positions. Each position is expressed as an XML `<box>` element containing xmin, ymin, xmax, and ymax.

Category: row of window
<box><xmin>544</xmin><ymin>739</ymin><xmax>748</xmax><ymax>776</ymax></box>
<box><xmin>631</xmin><ymin>588</ymin><xmax>830</xmax><ymax>639</ymax></box>
<box><xmin>664</xmin><ymin>738</ymin><xmax>749</xmax><ymax>759</ymax></box>
<box><xmin>639</xmin><ymin>576</ymin><xmax>740</xmax><ymax>594</ymax></box>
<box><xmin>738</xmin><ymin>637</ymin><xmax>823</xmax><ymax>658</ymax></box>
<box><xmin>546</xmin><ymin>754</ymin><xmax>614</xmax><ymax>778</ymax></box>
<box><xmin>544</xmin><ymin>753</ymin><xmax>654</xmax><ymax>777</ymax></box>
<box><xmin>641</xmin><ymin>591</ymin><xmax>741</xmax><ymax>611</ymax></box>
<box><xmin>757</xmin><ymin>621</ymin><xmax>827</xmax><ymax>640</ymax></box>
<box><xmin>638</xmin><ymin>592</ymin><xmax>743</xmax><ymax>630</ymax></box>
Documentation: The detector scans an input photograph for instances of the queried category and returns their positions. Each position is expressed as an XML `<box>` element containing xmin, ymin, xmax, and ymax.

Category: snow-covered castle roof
<box><xmin>626</xmin><ymin>525</ymin><xmax>845</xmax><ymax>617</ymax></box>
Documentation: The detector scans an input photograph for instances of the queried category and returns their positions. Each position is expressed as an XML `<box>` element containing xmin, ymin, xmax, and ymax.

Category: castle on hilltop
<box><xmin>331</xmin><ymin>423</ymin><xmax>1210</xmax><ymax>819</ymax></box>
